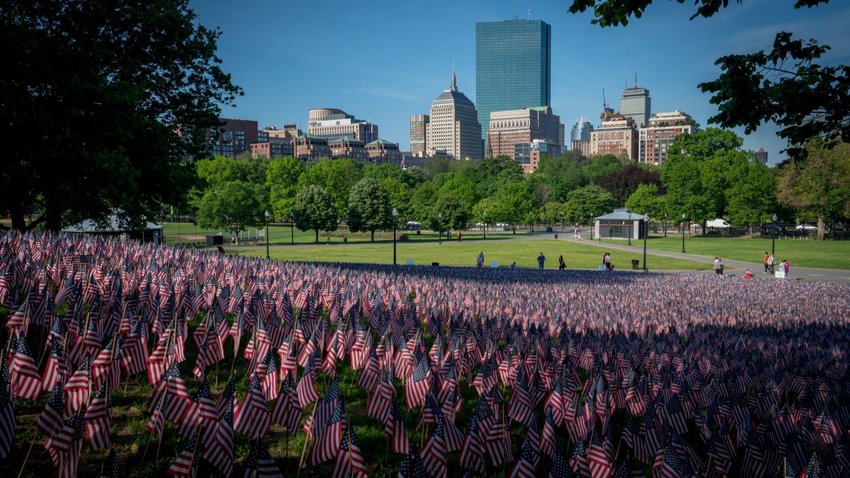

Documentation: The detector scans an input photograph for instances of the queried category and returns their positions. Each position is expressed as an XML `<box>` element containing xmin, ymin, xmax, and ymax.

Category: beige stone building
<box><xmin>485</xmin><ymin>106</ymin><xmax>561</xmax><ymax>160</ymax></box>
<box><xmin>590</xmin><ymin>114</ymin><xmax>638</xmax><ymax>160</ymax></box>
<box><xmin>426</xmin><ymin>73</ymin><xmax>481</xmax><ymax>160</ymax></box>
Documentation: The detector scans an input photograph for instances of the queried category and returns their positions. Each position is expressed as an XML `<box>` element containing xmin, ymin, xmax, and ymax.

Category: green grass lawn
<box><xmin>161</xmin><ymin>222</ymin><xmax>526</xmax><ymax>247</ymax></box>
<box><xmin>606</xmin><ymin>235</ymin><xmax>850</xmax><ymax>270</ymax></box>
<box><xmin>239</xmin><ymin>239</ymin><xmax>708</xmax><ymax>271</ymax></box>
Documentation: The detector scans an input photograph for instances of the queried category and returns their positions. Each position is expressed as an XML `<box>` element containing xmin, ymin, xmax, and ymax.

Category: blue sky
<box><xmin>190</xmin><ymin>0</ymin><xmax>849</xmax><ymax>165</ymax></box>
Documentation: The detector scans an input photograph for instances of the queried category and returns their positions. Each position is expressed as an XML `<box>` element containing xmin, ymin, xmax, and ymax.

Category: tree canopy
<box><xmin>293</xmin><ymin>185</ymin><xmax>338</xmax><ymax>243</ymax></box>
<box><xmin>347</xmin><ymin>178</ymin><xmax>392</xmax><ymax>242</ymax></box>
<box><xmin>1</xmin><ymin>0</ymin><xmax>241</xmax><ymax>231</ymax></box>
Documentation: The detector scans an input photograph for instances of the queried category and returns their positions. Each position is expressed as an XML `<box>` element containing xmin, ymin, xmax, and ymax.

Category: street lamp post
<box><xmin>643</xmin><ymin>215</ymin><xmax>649</xmax><ymax>272</ymax></box>
<box><xmin>771</xmin><ymin>213</ymin><xmax>777</xmax><ymax>256</ymax></box>
<box><xmin>589</xmin><ymin>213</ymin><xmax>594</xmax><ymax>241</ymax></box>
<box><xmin>289</xmin><ymin>214</ymin><xmax>294</xmax><ymax>245</ymax></box>
<box><xmin>663</xmin><ymin>213</ymin><xmax>667</xmax><ymax>238</ymax></box>
<box><xmin>561</xmin><ymin>213</ymin><xmax>565</xmax><ymax>235</ymax></box>
<box><xmin>529</xmin><ymin>211</ymin><xmax>533</xmax><ymax>234</ymax></box>
<box><xmin>264</xmin><ymin>210</ymin><xmax>270</xmax><ymax>260</ymax></box>
<box><xmin>392</xmin><ymin>208</ymin><xmax>398</xmax><ymax>265</ymax></box>
<box><xmin>483</xmin><ymin>211</ymin><xmax>487</xmax><ymax>240</ymax></box>
<box><xmin>681</xmin><ymin>213</ymin><xmax>687</xmax><ymax>253</ymax></box>
<box><xmin>438</xmin><ymin>212</ymin><xmax>442</xmax><ymax>245</ymax></box>
<box><xmin>627</xmin><ymin>213</ymin><xmax>632</xmax><ymax>246</ymax></box>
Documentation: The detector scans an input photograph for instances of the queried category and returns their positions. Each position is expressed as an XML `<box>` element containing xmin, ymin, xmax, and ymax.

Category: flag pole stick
<box><xmin>140</xmin><ymin>330</ymin><xmax>173</xmax><ymax>468</ymax></box>
<box><xmin>297</xmin><ymin>401</ymin><xmax>318</xmax><ymax>478</ymax></box>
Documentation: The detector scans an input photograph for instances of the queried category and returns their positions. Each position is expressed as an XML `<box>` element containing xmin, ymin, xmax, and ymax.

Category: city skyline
<box><xmin>190</xmin><ymin>0</ymin><xmax>850</xmax><ymax>165</ymax></box>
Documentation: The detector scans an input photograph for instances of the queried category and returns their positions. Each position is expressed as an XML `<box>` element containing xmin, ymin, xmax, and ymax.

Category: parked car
<box><xmin>795</xmin><ymin>223</ymin><xmax>817</xmax><ymax>232</ymax></box>
<box><xmin>760</xmin><ymin>224</ymin><xmax>786</xmax><ymax>236</ymax></box>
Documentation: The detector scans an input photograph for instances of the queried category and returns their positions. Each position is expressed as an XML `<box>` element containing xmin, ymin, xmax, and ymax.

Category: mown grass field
<box><xmin>239</xmin><ymin>239</ymin><xmax>709</xmax><ymax>271</ymax></box>
<box><xmin>161</xmin><ymin>221</ymin><xmax>527</xmax><ymax>247</ymax></box>
<box><xmin>603</xmin><ymin>235</ymin><xmax>850</xmax><ymax>270</ymax></box>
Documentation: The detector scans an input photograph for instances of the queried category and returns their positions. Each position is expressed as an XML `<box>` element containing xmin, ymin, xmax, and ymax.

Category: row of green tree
<box><xmin>191</xmin><ymin>128</ymin><xmax>850</xmax><ymax>243</ymax></box>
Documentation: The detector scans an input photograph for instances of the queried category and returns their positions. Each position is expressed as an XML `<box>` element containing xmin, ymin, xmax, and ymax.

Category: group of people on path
<box><xmin>763</xmin><ymin>251</ymin><xmax>791</xmax><ymax>276</ymax></box>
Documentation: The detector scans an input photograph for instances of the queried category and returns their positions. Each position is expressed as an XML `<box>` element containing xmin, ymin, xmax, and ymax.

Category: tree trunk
<box><xmin>371</xmin><ymin>230</ymin><xmax>374</xmax><ymax>242</ymax></box>
<box><xmin>817</xmin><ymin>214</ymin><xmax>825</xmax><ymax>241</ymax></box>
<box><xmin>10</xmin><ymin>207</ymin><xmax>26</xmax><ymax>232</ymax></box>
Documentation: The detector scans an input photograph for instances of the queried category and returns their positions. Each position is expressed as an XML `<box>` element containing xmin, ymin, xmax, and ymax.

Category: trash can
<box><xmin>631</xmin><ymin>259</ymin><xmax>640</xmax><ymax>270</ymax></box>
<box><xmin>206</xmin><ymin>235</ymin><xmax>223</xmax><ymax>246</ymax></box>
<box><xmin>554</xmin><ymin>234</ymin><xmax>559</xmax><ymax>239</ymax></box>
<box><xmin>432</xmin><ymin>262</ymin><xmax>440</xmax><ymax>267</ymax></box>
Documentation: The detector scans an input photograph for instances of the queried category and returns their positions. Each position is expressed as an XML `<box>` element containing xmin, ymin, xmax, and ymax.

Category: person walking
<box><xmin>768</xmin><ymin>253</ymin><xmax>776</xmax><ymax>274</ymax></box>
<box><xmin>604</xmin><ymin>252</ymin><xmax>612</xmax><ymax>271</ymax></box>
<box><xmin>713</xmin><ymin>257</ymin><xmax>722</xmax><ymax>275</ymax></box>
<box><xmin>784</xmin><ymin>259</ymin><xmax>791</xmax><ymax>277</ymax></box>
<box><xmin>763</xmin><ymin>252</ymin><xmax>770</xmax><ymax>274</ymax></box>
<box><xmin>558</xmin><ymin>255</ymin><xmax>566</xmax><ymax>271</ymax></box>
<box><xmin>476</xmin><ymin>252</ymin><xmax>484</xmax><ymax>268</ymax></box>
<box><xmin>537</xmin><ymin>252</ymin><xmax>545</xmax><ymax>270</ymax></box>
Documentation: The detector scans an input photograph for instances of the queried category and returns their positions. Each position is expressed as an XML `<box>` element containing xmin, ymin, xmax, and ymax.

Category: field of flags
<box><xmin>1</xmin><ymin>232</ymin><xmax>850</xmax><ymax>477</ymax></box>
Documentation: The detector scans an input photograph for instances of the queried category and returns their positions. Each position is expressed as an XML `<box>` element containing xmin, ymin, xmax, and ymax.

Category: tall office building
<box><xmin>476</xmin><ymin>19</ymin><xmax>551</xmax><ymax>142</ymax></box>
<box><xmin>409</xmin><ymin>114</ymin><xmax>429</xmax><ymax>157</ymax></box>
<box><xmin>427</xmin><ymin>72</ymin><xmax>481</xmax><ymax>160</ymax></box>
<box><xmin>756</xmin><ymin>148</ymin><xmax>768</xmax><ymax>165</ymax></box>
<box><xmin>571</xmin><ymin>117</ymin><xmax>594</xmax><ymax>142</ymax></box>
<box><xmin>619</xmin><ymin>84</ymin><xmax>651</xmax><ymax>128</ymax></box>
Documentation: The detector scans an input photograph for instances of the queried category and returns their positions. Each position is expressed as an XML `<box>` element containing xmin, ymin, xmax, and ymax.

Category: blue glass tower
<box><xmin>476</xmin><ymin>19</ymin><xmax>551</xmax><ymax>141</ymax></box>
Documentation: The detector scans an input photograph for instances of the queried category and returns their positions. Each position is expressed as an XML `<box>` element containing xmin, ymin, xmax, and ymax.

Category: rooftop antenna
<box><xmin>515</xmin><ymin>10</ymin><xmax>518</xmax><ymax>20</ymax></box>
<box><xmin>603</xmin><ymin>88</ymin><xmax>607</xmax><ymax>109</ymax></box>
<box><xmin>634</xmin><ymin>73</ymin><xmax>638</xmax><ymax>88</ymax></box>
<box><xmin>528</xmin><ymin>9</ymin><xmax>532</xmax><ymax>20</ymax></box>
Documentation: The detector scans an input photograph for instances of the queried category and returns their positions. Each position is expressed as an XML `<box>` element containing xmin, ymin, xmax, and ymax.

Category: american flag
<box><xmin>309</xmin><ymin>397</ymin><xmax>345</xmax><ymax>466</ymax></box>
<box><xmin>177</xmin><ymin>378</ymin><xmax>216</xmax><ymax>438</ymax></box>
<box><xmin>167</xmin><ymin>432</ymin><xmax>200</xmax><ymax>477</ymax></box>
<box><xmin>459</xmin><ymin>413</ymin><xmax>486</xmax><ymax>475</ymax></box>
<box><xmin>234</xmin><ymin>374</ymin><xmax>270</xmax><ymax>440</ymax></box>
<box><xmin>568</xmin><ymin>439</ymin><xmax>589</xmax><ymax>478</ymax></box>
<box><xmin>243</xmin><ymin>438</ymin><xmax>283</xmax><ymax>478</ymax></box>
<box><xmin>653</xmin><ymin>441</ymin><xmax>688</xmax><ymax>478</ymax></box>
<box><xmin>271</xmin><ymin>371</ymin><xmax>302</xmax><ymax>434</ymax></box>
<box><xmin>258</xmin><ymin>351</ymin><xmax>279</xmax><ymax>402</ymax></box>
<box><xmin>63</xmin><ymin>354</ymin><xmax>91</xmax><ymax>415</ymax></box>
<box><xmin>485</xmin><ymin>406</ymin><xmax>513</xmax><ymax>466</ymax></box>
<box><xmin>541</xmin><ymin>407</ymin><xmax>558</xmax><ymax>459</ymax></box>
<box><xmin>588</xmin><ymin>429</ymin><xmax>614</xmax><ymax>478</ymax></box>
<box><xmin>0</xmin><ymin>362</ymin><xmax>14</xmax><ymax>460</ymax></box>
<box><xmin>84</xmin><ymin>381</ymin><xmax>113</xmax><ymax>450</ymax></box>
<box><xmin>10</xmin><ymin>334</ymin><xmax>42</xmax><ymax>400</ymax></box>
<box><xmin>332</xmin><ymin>426</ymin><xmax>368</xmax><ymax>478</ymax></box>
<box><xmin>397</xmin><ymin>445</ymin><xmax>427</xmax><ymax>478</ymax></box>
<box><xmin>296</xmin><ymin>353</ymin><xmax>320</xmax><ymax>407</ymax></box>
<box><xmin>510</xmin><ymin>440</ymin><xmax>538</xmax><ymax>478</ymax></box>
<box><xmin>386</xmin><ymin>401</ymin><xmax>410</xmax><ymax>455</ymax></box>
<box><xmin>420</xmin><ymin>417</ymin><xmax>447</xmax><ymax>478</ymax></box>
<box><xmin>52</xmin><ymin>410</ymin><xmax>85</xmax><ymax>478</ymax></box>
<box><xmin>100</xmin><ymin>447</ymin><xmax>121</xmax><ymax>478</ymax></box>
<box><xmin>37</xmin><ymin>382</ymin><xmax>65</xmax><ymax>436</ymax></box>
<box><xmin>42</xmin><ymin>336</ymin><xmax>69</xmax><ymax>395</ymax></box>
<box><xmin>203</xmin><ymin>392</ymin><xmax>235</xmax><ymax>477</ymax></box>
<box><xmin>404</xmin><ymin>353</ymin><xmax>430</xmax><ymax>409</ymax></box>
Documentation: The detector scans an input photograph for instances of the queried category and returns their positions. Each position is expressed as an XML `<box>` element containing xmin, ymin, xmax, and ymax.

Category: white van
<box><xmin>707</xmin><ymin>219</ymin><xmax>731</xmax><ymax>229</ymax></box>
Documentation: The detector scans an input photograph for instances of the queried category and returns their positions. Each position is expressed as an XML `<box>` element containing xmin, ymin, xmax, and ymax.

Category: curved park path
<box><xmin>550</xmin><ymin>229</ymin><xmax>850</xmax><ymax>283</ymax></box>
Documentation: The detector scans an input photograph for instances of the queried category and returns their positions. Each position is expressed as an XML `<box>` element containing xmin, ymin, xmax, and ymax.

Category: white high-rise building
<box><xmin>426</xmin><ymin>73</ymin><xmax>481</xmax><ymax>160</ymax></box>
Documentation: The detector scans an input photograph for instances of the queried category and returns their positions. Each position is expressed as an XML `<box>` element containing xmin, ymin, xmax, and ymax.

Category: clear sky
<box><xmin>190</xmin><ymin>0</ymin><xmax>849</xmax><ymax>165</ymax></box>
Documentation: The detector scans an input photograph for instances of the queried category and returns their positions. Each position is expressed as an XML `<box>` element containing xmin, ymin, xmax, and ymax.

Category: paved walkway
<box><xmin>553</xmin><ymin>230</ymin><xmax>850</xmax><ymax>283</ymax></box>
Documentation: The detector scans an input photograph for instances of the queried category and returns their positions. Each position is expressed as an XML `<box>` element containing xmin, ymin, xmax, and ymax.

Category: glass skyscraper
<box><xmin>476</xmin><ymin>19</ymin><xmax>551</xmax><ymax>141</ymax></box>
